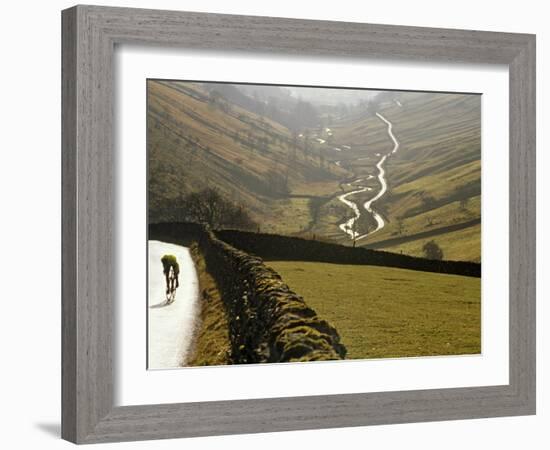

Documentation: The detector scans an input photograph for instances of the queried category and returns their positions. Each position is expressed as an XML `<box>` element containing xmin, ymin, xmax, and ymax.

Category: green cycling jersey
<box><xmin>161</xmin><ymin>254</ymin><xmax>180</xmax><ymax>276</ymax></box>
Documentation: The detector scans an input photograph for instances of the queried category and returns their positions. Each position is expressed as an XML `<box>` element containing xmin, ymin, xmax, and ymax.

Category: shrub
<box><xmin>423</xmin><ymin>240</ymin><xmax>444</xmax><ymax>260</ymax></box>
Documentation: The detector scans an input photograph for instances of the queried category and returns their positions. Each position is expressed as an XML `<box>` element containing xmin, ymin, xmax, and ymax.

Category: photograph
<box><xmin>146</xmin><ymin>80</ymin><xmax>482</xmax><ymax>369</ymax></box>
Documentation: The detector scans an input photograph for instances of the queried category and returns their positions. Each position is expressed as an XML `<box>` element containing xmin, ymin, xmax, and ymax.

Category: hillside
<box><xmin>305</xmin><ymin>91</ymin><xmax>481</xmax><ymax>261</ymax></box>
<box><xmin>148</xmin><ymin>80</ymin><xmax>347</xmax><ymax>234</ymax></box>
<box><xmin>148</xmin><ymin>81</ymin><xmax>481</xmax><ymax>262</ymax></box>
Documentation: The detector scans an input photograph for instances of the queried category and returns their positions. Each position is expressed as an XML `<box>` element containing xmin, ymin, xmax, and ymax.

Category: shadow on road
<box><xmin>149</xmin><ymin>299</ymin><xmax>171</xmax><ymax>309</ymax></box>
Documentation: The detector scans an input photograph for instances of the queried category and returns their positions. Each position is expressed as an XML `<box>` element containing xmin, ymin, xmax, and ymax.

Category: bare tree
<box><xmin>180</xmin><ymin>188</ymin><xmax>257</xmax><ymax>230</ymax></box>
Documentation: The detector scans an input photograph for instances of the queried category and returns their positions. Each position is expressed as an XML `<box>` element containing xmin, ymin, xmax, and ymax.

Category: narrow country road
<box><xmin>148</xmin><ymin>240</ymin><xmax>199</xmax><ymax>369</ymax></box>
<box><xmin>338</xmin><ymin>185</ymin><xmax>372</xmax><ymax>237</ymax></box>
<box><xmin>356</xmin><ymin>112</ymin><xmax>400</xmax><ymax>240</ymax></box>
<box><xmin>335</xmin><ymin>112</ymin><xmax>400</xmax><ymax>240</ymax></box>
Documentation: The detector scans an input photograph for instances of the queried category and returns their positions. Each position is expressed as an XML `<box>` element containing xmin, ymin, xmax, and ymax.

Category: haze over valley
<box><xmin>148</xmin><ymin>80</ymin><xmax>481</xmax><ymax>262</ymax></box>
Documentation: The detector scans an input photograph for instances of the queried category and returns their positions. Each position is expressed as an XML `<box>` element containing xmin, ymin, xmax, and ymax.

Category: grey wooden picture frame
<box><xmin>61</xmin><ymin>4</ymin><xmax>536</xmax><ymax>444</ymax></box>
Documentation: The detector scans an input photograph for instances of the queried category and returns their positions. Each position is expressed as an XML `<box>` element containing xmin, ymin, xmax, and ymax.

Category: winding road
<box><xmin>335</xmin><ymin>112</ymin><xmax>400</xmax><ymax>241</ymax></box>
<box><xmin>148</xmin><ymin>240</ymin><xmax>200</xmax><ymax>369</ymax></box>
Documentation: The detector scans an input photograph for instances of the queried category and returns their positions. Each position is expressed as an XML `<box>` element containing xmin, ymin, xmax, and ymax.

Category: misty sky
<box><xmin>286</xmin><ymin>86</ymin><xmax>381</xmax><ymax>106</ymax></box>
<box><xmin>235</xmin><ymin>83</ymin><xmax>381</xmax><ymax>107</ymax></box>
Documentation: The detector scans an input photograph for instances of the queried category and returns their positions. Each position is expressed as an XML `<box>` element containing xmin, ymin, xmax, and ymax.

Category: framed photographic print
<box><xmin>62</xmin><ymin>5</ymin><xmax>536</xmax><ymax>444</ymax></box>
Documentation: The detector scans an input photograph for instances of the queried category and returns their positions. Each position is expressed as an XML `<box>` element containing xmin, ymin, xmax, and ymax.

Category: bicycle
<box><xmin>165</xmin><ymin>266</ymin><xmax>178</xmax><ymax>304</ymax></box>
<box><xmin>161</xmin><ymin>254</ymin><xmax>180</xmax><ymax>305</ymax></box>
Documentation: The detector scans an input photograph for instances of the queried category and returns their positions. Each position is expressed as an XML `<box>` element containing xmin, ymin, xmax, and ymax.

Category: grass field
<box><xmin>268</xmin><ymin>261</ymin><xmax>481</xmax><ymax>359</ymax></box>
<box><xmin>383</xmin><ymin>223</ymin><xmax>482</xmax><ymax>263</ymax></box>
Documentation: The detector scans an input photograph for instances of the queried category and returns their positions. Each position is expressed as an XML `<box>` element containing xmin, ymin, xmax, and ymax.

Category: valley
<box><xmin>148</xmin><ymin>81</ymin><xmax>481</xmax><ymax>262</ymax></box>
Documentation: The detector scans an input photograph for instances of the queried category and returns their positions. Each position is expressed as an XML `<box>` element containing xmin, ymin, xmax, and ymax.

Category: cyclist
<box><xmin>161</xmin><ymin>254</ymin><xmax>179</xmax><ymax>302</ymax></box>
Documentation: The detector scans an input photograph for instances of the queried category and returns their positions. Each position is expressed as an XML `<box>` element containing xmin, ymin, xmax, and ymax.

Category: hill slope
<box><xmin>148</xmin><ymin>80</ymin><xmax>347</xmax><ymax>234</ymax></box>
<box><xmin>148</xmin><ymin>82</ymin><xmax>481</xmax><ymax>262</ymax></box>
<box><xmin>309</xmin><ymin>91</ymin><xmax>481</xmax><ymax>261</ymax></box>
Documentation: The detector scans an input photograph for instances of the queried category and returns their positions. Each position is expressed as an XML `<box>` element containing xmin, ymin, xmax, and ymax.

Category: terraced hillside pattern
<box><xmin>148</xmin><ymin>81</ymin><xmax>481</xmax><ymax>262</ymax></box>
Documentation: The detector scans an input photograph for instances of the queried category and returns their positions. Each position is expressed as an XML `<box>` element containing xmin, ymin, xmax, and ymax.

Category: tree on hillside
<box><xmin>422</xmin><ymin>240</ymin><xmax>444</xmax><ymax>260</ymax></box>
<box><xmin>178</xmin><ymin>188</ymin><xmax>257</xmax><ymax>230</ymax></box>
<box><xmin>396</xmin><ymin>218</ymin><xmax>405</xmax><ymax>235</ymax></box>
<box><xmin>265</xmin><ymin>169</ymin><xmax>290</xmax><ymax>196</ymax></box>
<box><xmin>420</xmin><ymin>193</ymin><xmax>437</xmax><ymax>211</ymax></box>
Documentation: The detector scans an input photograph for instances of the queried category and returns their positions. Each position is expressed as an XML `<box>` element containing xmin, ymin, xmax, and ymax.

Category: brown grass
<box><xmin>187</xmin><ymin>244</ymin><xmax>231</xmax><ymax>366</ymax></box>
